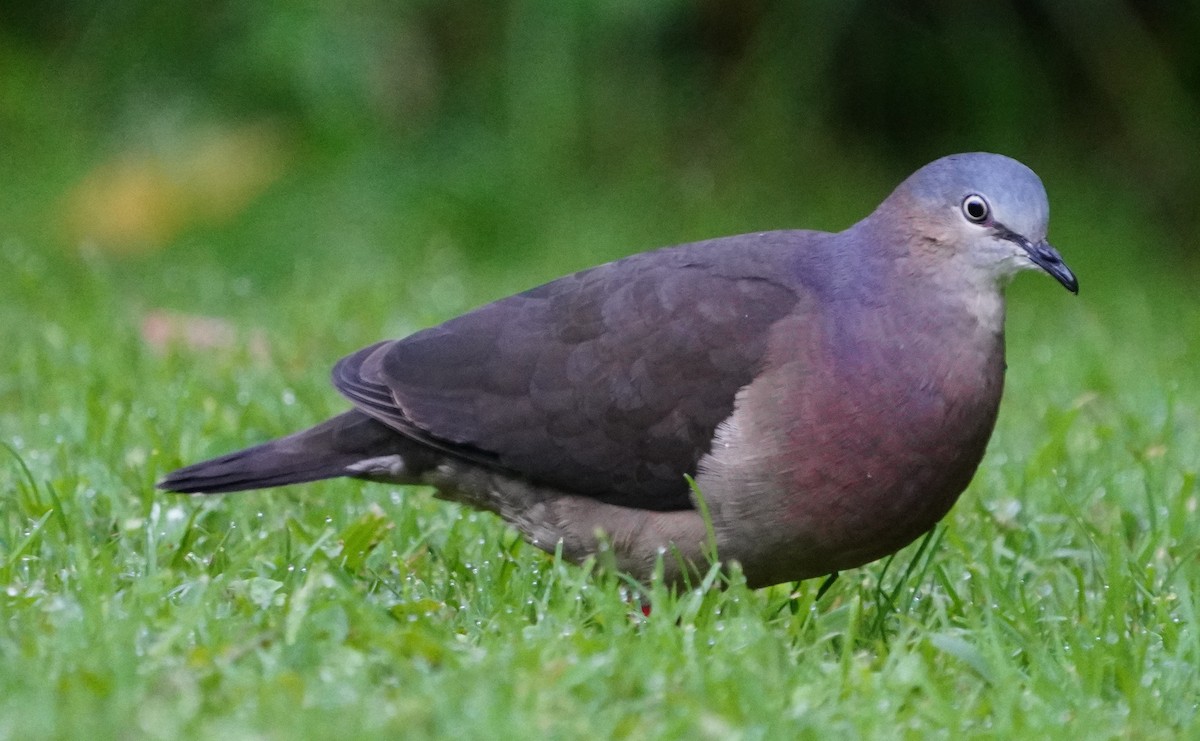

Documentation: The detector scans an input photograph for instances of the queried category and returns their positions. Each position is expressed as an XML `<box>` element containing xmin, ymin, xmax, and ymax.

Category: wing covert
<box><xmin>333</xmin><ymin>235</ymin><xmax>806</xmax><ymax>509</ymax></box>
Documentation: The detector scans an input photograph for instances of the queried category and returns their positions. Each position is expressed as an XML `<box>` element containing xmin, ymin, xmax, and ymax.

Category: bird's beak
<box><xmin>1022</xmin><ymin>238</ymin><xmax>1078</xmax><ymax>294</ymax></box>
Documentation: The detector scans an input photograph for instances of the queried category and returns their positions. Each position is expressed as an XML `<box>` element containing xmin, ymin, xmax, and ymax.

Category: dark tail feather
<box><xmin>157</xmin><ymin>410</ymin><xmax>415</xmax><ymax>494</ymax></box>
<box><xmin>156</xmin><ymin>442</ymin><xmax>355</xmax><ymax>493</ymax></box>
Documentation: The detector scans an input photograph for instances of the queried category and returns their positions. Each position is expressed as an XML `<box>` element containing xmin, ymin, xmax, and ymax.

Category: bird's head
<box><xmin>887</xmin><ymin>152</ymin><xmax>1078</xmax><ymax>294</ymax></box>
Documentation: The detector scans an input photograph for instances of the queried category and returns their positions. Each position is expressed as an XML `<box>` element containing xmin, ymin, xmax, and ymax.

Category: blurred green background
<box><xmin>2</xmin><ymin>1</ymin><xmax>1198</xmax><ymax>301</ymax></box>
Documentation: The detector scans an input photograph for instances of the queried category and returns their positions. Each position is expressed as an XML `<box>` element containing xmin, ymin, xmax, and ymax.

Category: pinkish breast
<box><xmin>701</xmin><ymin>310</ymin><xmax>1007</xmax><ymax>587</ymax></box>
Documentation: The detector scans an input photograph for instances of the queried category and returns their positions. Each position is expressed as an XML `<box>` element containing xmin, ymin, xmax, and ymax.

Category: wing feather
<box><xmin>331</xmin><ymin>234</ymin><xmax>807</xmax><ymax>509</ymax></box>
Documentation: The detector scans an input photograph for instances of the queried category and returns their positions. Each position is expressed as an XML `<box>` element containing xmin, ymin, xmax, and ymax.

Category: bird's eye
<box><xmin>961</xmin><ymin>194</ymin><xmax>990</xmax><ymax>223</ymax></box>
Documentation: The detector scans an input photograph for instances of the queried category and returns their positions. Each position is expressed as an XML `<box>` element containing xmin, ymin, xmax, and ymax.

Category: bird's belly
<box><xmin>698</xmin><ymin>355</ymin><xmax>1002</xmax><ymax>587</ymax></box>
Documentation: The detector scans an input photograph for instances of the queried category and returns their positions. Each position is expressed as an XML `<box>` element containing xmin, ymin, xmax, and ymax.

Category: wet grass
<box><xmin>1</xmin><ymin>156</ymin><xmax>1198</xmax><ymax>739</ymax></box>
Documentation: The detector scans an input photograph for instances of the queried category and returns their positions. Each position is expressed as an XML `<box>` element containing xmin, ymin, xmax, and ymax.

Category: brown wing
<box><xmin>333</xmin><ymin>234</ymin><xmax>807</xmax><ymax>510</ymax></box>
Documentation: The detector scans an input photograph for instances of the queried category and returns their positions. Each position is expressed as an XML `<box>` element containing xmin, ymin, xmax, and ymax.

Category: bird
<box><xmin>159</xmin><ymin>152</ymin><xmax>1077</xmax><ymax>589</ymax></box>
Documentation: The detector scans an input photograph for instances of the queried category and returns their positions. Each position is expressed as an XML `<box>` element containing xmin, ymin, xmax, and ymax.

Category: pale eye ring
<box><xmin>961</xmin><ymin>194</ymin><xmax>990</xmax><ymax>223</ymax></box>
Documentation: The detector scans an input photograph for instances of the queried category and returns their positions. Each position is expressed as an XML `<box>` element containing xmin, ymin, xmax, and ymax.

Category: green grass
<box><xmin>2</xmin><ymin>162</ymin><xmax>1199</xmax><ymax>739</ymax></box>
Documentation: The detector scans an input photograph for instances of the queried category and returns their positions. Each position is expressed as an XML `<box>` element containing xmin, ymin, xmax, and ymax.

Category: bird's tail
<box><xmin>157</xmin><ymin>410</ymin><xmax>414</xmax><ymax>494</ymax></box>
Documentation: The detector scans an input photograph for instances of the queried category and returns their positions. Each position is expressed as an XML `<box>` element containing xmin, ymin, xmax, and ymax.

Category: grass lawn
<box><xmin>2</xmin><ymin>158</ymin><xmax>1198</xmax><ymax>739</ymax></box>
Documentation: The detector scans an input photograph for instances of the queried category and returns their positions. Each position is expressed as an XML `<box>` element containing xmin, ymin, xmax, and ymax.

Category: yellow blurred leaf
<box><xmin>65</xmin><ymin>120</ymin><xmax>290</xmax><ymax>254</ymax></box>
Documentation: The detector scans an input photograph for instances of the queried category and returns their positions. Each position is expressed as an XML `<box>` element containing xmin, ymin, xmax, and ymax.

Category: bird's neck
<box><xmin>821</xmin><ymin>230</ymin><xmax>1010</xmax><ymax>401</ymax></box>
<box><xmin>848</xmin><ymin>216</ymin><xmax>1012</xmax><ymax>339</ymax></box>
<box><xmin>921</xmin><ymin>256</ymin><xmax>1010</xmax><ymax>339</ymax></box>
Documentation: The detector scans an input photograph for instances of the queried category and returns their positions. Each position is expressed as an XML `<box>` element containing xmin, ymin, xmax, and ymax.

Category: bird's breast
<box><xmin>697</xmin><ymin>307</ymin><xmax>1007</xmax><ymax>585</ymax></box>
